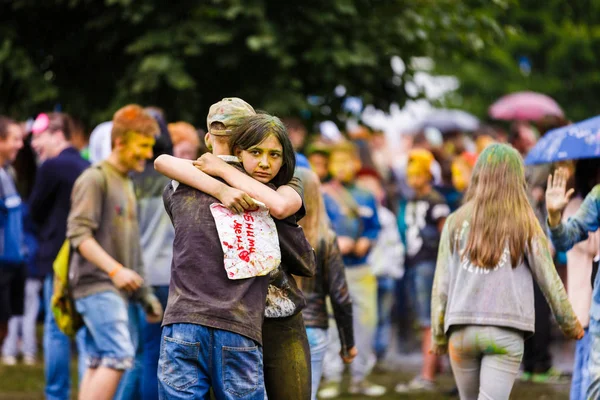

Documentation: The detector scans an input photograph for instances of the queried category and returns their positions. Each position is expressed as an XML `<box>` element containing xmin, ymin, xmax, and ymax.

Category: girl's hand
<box><xmin>340</xmin><ymin>346</ymin><xmax>358</xmax><ymax>364</ymax></box>
<box><xmin>571</xmin><ymin>321</ymin><xmax>585</xmax><ymax>340</ymax></box>
<box><xmin>193</xmin><ymin>153</ymin><xmax>229</xmax><ymax>177</ymax></box>
<box><xmin>145</xmin><ymin>295</ymin><xmax>163</xmax><ymax>324</ymax></box>
<box><xmin>429</xmin><ymin>343</ymin><xmax>447</xmax><ymax>355</ymax></box>
<box><xmin>546</xmin><ymin>168</ymin><xmax>575</xmax><ymax>227</ymax></box>
<box><xmin>217</xmin><ymin>186</ymin><xmax>257</xmax><ymax>214</ymax></box>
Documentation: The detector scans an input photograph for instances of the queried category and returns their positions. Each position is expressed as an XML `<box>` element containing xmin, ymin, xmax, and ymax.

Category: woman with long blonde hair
<box><xmin>431</xmin><ymin>143</ymin><xmax>583</xmax><ymax>400</ymax></box>
<box><xmin>294</xmin><ymin>168</ymin><xmax>357</xmax><ymax>400</ymax></box>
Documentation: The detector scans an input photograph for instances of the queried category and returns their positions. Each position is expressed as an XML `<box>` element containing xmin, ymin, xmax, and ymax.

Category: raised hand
<box><xmin>546</xmin><ymin>168</ymin><xmax>575</xmax><ymax>227</ymax></box>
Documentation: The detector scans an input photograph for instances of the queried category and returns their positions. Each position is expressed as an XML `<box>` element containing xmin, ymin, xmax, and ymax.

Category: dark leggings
<box><xmin>263</xmin><ymin>313</ymin><xmax>312</xmax><ymax>400</ymax></box>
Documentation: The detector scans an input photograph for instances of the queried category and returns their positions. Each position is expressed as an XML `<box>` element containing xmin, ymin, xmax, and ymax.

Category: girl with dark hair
<box><xmin>229</xmin><ymin>113</ymin><xmax>296</xmax><ymax>187</ymax></box>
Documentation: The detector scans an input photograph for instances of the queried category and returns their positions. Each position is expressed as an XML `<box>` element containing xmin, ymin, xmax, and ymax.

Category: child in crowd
<box><xmin>432</xmin><ymin>144</ymin><xmax>582</xmax><ymax>400</ymax></box>
<box><xmin>546</xmin><ymin>159</ymin><xmax>600</xmax><ymax>399</ymax></box>
<box><xmin>67</xmin><ymin>105</ymin><xmax>163</xmax><ymax>400</ymax></box>
<box><xmin>167</xmin><ymin>121</ymin><xmax>200</xmax><ymax>160</ymax></box>
<box><xmin>319</xmin><ymin>141</ymin><xmax>383</xmax><ymax>398</ymax></box>
<box><xmin>396</xmin><ymin>148</ymin><xmax>450</xmax><ymax>393</ymax></box>
<box><xmin>355</xmin><ymin>168</ymin><xmax>404</xmax><ymax>362</ymax></box>
<box><xmin>295</xmin><ymin>167</ymin><xmax>356</xmax><ymax>400</ymax></box>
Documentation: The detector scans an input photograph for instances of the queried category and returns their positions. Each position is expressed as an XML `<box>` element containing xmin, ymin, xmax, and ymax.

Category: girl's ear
<box><xmin>234</xmin><ymin>147</ymin><xmax>243</xmax><ymax>158</ymax></box>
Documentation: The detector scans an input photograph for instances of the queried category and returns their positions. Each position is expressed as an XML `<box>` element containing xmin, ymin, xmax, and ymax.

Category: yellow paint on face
<box><xmin>329</xmin><ymin>151</ymin><xmax>359</xmax><ymax>183</ymax></box>
<box><xmin>237</xmin><ymin>134</ymin><xmax>283</xmax><ymax>184</ymax></box>
<box><xmin>406</xmin><ymin>162</ymin><xmax>431</xmax><ymax>191</ymax></box>
<box><xmin>451</xmin><ymin>161</ymin><xmax>471</xmax><ymax>192</ymax></box>
<box><xmin>117</xmin><ymin>131</ymin><xmax>155</xmax><ymax>173</ymax></box>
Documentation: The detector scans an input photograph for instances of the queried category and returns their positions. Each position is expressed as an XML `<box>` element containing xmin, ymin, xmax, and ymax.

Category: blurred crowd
<box><xmin>0</xmin><ymin>101</ymin><xmax>598</xmax><ymax>400</ymax></box>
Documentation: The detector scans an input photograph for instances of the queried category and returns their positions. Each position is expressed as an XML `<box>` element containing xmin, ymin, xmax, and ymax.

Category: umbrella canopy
<box><xmin>489</xmin><ymin>91</ymin><xmax>564</xmax><ymax>121</ymax></box>
<box><xmin>524</xmin><ymin>115</ymin><xmax>600</xmax><ymax>165</ymax></box>
<box><xmin>419</xmin><ymin>109</ymin><xmax>480</xmax><ymax>134</ymax></box>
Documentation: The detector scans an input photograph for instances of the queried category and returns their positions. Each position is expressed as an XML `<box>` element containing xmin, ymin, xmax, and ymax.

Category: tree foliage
<box><xmin>436</xmin><ymin>0</ymin><xmax>600</xmax><ymax>122</ymax></box>
<box><xmin>1</xmin><ymin>0</ymin><xmax>506</xmax><ymax>128</ymax></box>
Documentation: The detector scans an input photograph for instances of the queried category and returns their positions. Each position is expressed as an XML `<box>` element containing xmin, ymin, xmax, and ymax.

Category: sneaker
<box><xmin>348</xmin><ymin>380</ymin><xmax>387</xmax><ymax>397</ymax></box>
<box><xmin>318</xmin><ymin>381</ymin><xmax>342</xmax><ymax>399</ymax></box>
<box><xmin>395</xmin><ymin>376</ymin><xmax>435</xmax><ymax>393</ymax></box>
<box><xmin>531</xmin><ymin>367</ymin><xmax>570</xmax><ymax>384</ymax></box>
<box><xmin>1</xmin><ymin>355</ymin><xmax>17</xmax><ymax>366</ymax></box>
<box><xmin>23</xmin><ymin>355</ymin><xmax>36</xmax><ymax>366</ymax></box>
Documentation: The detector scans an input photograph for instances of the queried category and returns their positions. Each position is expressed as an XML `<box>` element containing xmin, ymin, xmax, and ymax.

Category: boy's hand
<box><xmin>546</xmin><ymin>168</ymin><xmax>574</xmax><ymax>227</ymax></box>
<box><xmin>217</xmin><ymin>186</ymin><xmax>257</xmax><ymax>214</ymax></box>
<box><xmin>341</xmin><ymin>346</ymin><xmax>358</xmax><ymax>364</ymax></box>
<box><xmin>111</xmin><ymin>268</ymin><xmax>143</xmax><ymax>293</ymax></box>
<box><xmin>353</xmin><ymin>238</ymin><xmax>371</xmax><ymax>258</ymax></box>
<box><xmin>337</xmin><ymin>236</ymin><xmax>356</xmax><ymax>255</ymax></box>
<box><xmin>193</xmin><ymin>153</ymin><xmax>228</xmax><ymax>177</ymax></box>
<box><xmin>145</xmin><ymin>295</ymin><xmax>164</xmax><ymax>324</ymax></box>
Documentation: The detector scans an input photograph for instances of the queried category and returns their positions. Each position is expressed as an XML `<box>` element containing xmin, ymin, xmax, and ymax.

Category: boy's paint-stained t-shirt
<box><xmin>67</xmin><ymin>161</ymin><xmax>151</xmax><ymax>302</ymax></box>
<box><xmin>402</xmin><ymin>190</ymin><xmax>450</xmax><ymax>267</ymax></box>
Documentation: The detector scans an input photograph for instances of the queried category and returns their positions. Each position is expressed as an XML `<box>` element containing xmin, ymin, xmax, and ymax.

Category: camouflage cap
<box><xmin>206</xmin><ymin>97</ymin><xmax>256</xmax><ymax>136</ymax></box>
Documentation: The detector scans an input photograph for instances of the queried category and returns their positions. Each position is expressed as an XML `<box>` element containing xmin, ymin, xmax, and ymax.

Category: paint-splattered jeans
<box><xmin>449</xmin><ymin>325</ymin><xmax>524</xmax><ymax>400</ymax></box>
<box><xmin>263</xmin><ymin>313</ymin><xmax>311</xmax><ymax>400</ymax></box>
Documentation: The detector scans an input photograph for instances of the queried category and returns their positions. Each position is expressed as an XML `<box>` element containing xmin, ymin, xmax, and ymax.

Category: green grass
<box><xmin>0</xmin><ymin>360</ymin><xmax>569</xmax><ymax>400</ymax></box>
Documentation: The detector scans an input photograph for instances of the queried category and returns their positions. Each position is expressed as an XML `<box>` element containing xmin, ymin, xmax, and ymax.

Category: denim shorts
<box><xmin>404</xmin><ymin>260</ymin><xmax>436</xmax><ymax>327</ymax></box>
<box><xmin>75</xmin><ymin>290</ymin><xmax>135</xmax><ymax>370</ymax></box>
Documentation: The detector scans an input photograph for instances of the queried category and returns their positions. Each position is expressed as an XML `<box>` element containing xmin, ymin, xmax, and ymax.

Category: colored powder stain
<box><xmin>483</xmin><ymin>342</ymin><xmax>508</xmax><ymax>355</ymax></box>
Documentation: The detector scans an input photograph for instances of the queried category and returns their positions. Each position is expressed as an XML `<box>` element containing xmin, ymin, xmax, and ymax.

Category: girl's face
<box><xmin>236</xmin><ymin>134</ymin><xmax>284</xmax><ymax>184</ymax></box>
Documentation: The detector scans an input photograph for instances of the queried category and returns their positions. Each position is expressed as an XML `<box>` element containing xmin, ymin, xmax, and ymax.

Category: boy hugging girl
<box><xmin>154</xmin><ymin>98</ymin><xmax>316</xmax><ymax>399</ymax></box>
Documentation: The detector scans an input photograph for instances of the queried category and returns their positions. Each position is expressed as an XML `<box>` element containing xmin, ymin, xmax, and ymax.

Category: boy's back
<box><xmin>163</xmin><ymin>181</ymin><xmax>269</xmax><ymax>344</ymax></box>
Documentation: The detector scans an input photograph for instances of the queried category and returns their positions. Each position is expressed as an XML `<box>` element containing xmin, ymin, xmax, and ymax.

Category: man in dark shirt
<box><xmin>157</xmin><ymin>99</ymin><xmax>314</xmax><ymax>400</ymax></box>
<box><xmin>29</xmin><ymin>112</ymin><xmax>90</xmax><ymax>400</ymax></box>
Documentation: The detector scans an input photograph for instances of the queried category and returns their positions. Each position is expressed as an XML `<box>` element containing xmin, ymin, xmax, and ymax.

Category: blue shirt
<box><xmin>296</xmin><ymin>152</ymin><xmax>311</xmax><ymax>169</ymax></box>
<box><xmin>323</xmin><ymin>183</ymin><xmax>380</xmax><ymax>267</ymax></box>
<box><xmin>549</xmin><ymin>184</ymin><xmax>600</xmax><ymax>333</ymax></box>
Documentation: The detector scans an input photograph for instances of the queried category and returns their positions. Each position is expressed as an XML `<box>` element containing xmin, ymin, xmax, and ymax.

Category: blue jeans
<box><xmin>114</xmin><ymin>301</ymin><xmax>146</xmax><ymax>400</ymax></box>
<box><xmin>43</xmin><ymin>275</ymin><xmax>86</xmax><ymax>400</ymax></box>
<box><xmin>306</xmin><ymin>327</ymin><xmax>328</xmax><ymax>400</ymax></box>
<box><xmin>158</xmin><ymin>323</ymin><xmax>264</xmax><ymax>400</ymax></box>
<box><xmin>373</xmin><ymin>276</ymin><xmax>395</xmax><ymax>358</ymax></box>
<box><xmin>571</xmin><ymin>328</ymin><xmax>591</xmax><ymax>400</ymax></box>
<box><xmin>141</xmin><ymin>285</ymin><xmax>169</xmax><ymax>400</ymax></box>
<box><xmin>404</xmin><ymin>261</ymin><xmax>436</xmax><ymax>327</ymax></box>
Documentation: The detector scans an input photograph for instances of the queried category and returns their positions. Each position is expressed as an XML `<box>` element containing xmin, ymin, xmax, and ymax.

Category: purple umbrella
<box><xmin>489</xmin><ymin>91</ymin><xmax>564</xmax><ymax>121</ymax></box>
